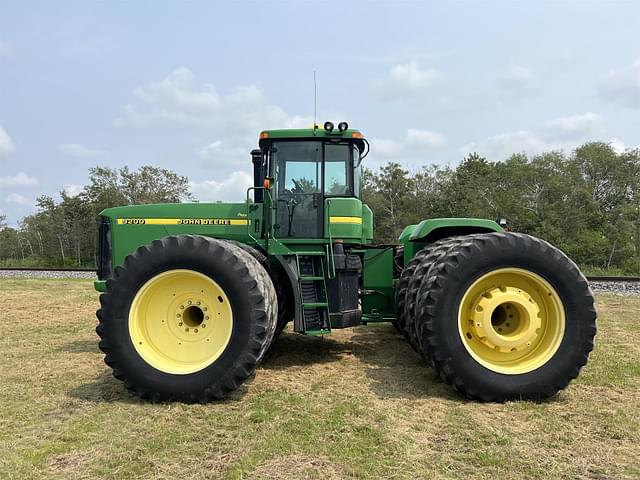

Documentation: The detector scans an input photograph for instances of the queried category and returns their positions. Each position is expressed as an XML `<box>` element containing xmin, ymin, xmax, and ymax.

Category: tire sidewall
<box><xmin>419</xmin><ymin>234</ymin><xmax>595</xmax><ymax>399</ymax></box>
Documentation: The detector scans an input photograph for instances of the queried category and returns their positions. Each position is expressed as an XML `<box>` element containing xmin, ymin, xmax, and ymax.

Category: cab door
<box><xmin>273</xmin><ymin>141</ymin><xmax>323</xmax><ymax>238</ymax></box>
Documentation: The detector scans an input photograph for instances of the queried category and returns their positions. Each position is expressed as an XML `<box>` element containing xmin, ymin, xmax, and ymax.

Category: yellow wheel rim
<box><xmin>129</xmin><ymin>269</ymin><xmax>233</xmax><ymax>375</ymax></box>
<box><xmin>458</xmin><ymin>268</ymin><xmax>565</xmax><ymax>375</ymax></box>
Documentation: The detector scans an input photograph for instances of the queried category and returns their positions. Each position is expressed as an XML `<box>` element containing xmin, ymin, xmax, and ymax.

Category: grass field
<box><xmin>0</xmin><ymin>278</ymin><xmax>638</xmax><ymax>479</ymax></box>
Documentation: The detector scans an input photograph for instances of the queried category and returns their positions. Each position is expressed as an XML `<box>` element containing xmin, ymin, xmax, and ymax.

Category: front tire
<box><xmin>96</xmin><ymin>235</ymin><xmax>277</xmax><ymax>402</ymax></box>
<box><xmin>414</xmin><ymin>232</ymin><xmax>597</xmax><ymax>401</ymax></box>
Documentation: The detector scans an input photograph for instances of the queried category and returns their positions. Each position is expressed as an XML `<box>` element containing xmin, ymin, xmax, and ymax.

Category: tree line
<box><xmin>0</xmin><ymin>166</ymin><xmax>191</xmax><ymax>267</ymax></box>
<box><xmin>0</xmin><ymin>141</ymin><xmax>638</xmax><ymax>274</ymax></box>
<box><xmin>363</xmin><ymin>142</ymin><xmax>640</xmax><ymax>274</ymax></box>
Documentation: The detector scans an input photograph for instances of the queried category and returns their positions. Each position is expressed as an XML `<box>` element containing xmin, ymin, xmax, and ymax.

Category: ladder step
<box><xmin>302</xmin><ymin>302</ymin><xmax>328</xmax><ymax>308</ymax></box>
<box><xmin>295</xmin><ymin>251</ymin><xmax>325</xmax><ymax>256</ymax></box>
<box><xmin>305</xmin><ymin>329</ymin><xmax>331</xmax><ymax>336</ymax></box>
<box><xmin>300</xmin><ymin>276</ymin><xmax>324</xmax><ymax>281</ymax></box>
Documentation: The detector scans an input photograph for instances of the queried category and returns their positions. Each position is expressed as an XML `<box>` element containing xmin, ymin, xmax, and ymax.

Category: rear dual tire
<box><xmin>400</xmin><ymin>232</ymin><xmax>597</xmax><ymax>401</ymax></box>
<box><xmin>96</xmin><ymin>235</ymin><xmax>278</xmax><ymax>402</ymax></box>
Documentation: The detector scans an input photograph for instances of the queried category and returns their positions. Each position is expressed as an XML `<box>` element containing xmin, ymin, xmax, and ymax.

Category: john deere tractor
<box><xmin>94</xmin><ymin>122</ymin><xmax>597</xmax><ymax>402</ymax></box>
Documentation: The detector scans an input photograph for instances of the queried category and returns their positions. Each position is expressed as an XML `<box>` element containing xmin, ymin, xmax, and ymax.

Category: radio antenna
<box><xmin>313</xmin><ymin>71</ymin><xmax>318</xmax><ymax>133</ymax></box>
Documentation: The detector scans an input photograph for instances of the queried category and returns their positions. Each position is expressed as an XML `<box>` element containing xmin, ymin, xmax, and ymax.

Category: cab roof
<box><xmin>258</xmin><ymin>127</ymin><xmax>366</xmax><ymax>151</ymax></box>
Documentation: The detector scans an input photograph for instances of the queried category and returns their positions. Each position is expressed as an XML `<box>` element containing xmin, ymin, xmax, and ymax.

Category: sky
<box><xmin>0</xmin><ymin>0</ymin><xmax>639</xmax><ymax>226</ymax></box>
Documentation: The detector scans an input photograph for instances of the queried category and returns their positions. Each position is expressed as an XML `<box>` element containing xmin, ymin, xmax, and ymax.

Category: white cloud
<box><xmin>5</xmin><ymin>193</ymin><xmax>31</xmax><ymax>207</ymax></box>
<box><xmin>116</xmin><ymin>68</ymin><xmax>320</xmax><ymax>175</ymax></box>
<box><xmin>0</xmin><ymin>172</ymin><xmax>39</xmax><ymax>189</ymax></box>
<box><xmin>0</xmin><ymin>41</ymin><xmax>13</xmax><ymax>58</ymax></box>
<box><xmin>197</xmin><ymin>141</ymin><xmax>223</xmax><ymax>157</ymax></box>
<box><xmin>371</xmin><ymin>128</ymin><xmax>446</xmax><ymax>159</ymax></box>
<box><xmin>59</xmin><ymin>143</ymin><xmax>108</xmax><ymax>158</ymax></box>
<box><xmin>195</xmin><ymin>139</ymin><xmax>249</xmax><ymax>160</ymax></box>
<box><xmin>608</xmin><ymin>138</ymin><xmax>640</xmax><ymax>154</ymax></box>
<box><xmin>116</xmin><ymin>67</ymin><xmax>310</xmax><ymax>137</ymax></box>
<box><xmin>189</xmin><ymin>171</ymin><xmax>254</xmax><ymax>202</ymax></box>
<box><xmin>371</xmin><ymin>138</ymin><xmax>404</xmax><ymax>157</ymax></box>
<box><xmin>446</xmin><ymin>59</ymin><xmax>572</xmax><ymax>112</ymax></box>
<box><xmin>597</xmin><ymin>59</ymin><xmax>640</xmax><ymax>108</ymax></box>
<box><xmin>495</xmin><ymin>66</ymin><xmax>542</xmax><ymax>99</ymax></box>
<box><xmin>463</xmin><ymin>131</ymin><xmax>554</xmax><ymax>159</ymax></box>
<box><xmin>62</xmin><ymin>184</ymin><xmax>84</xmax><ymax>196</ymax></box>
<box><xmin>0</xmin><ymin>126</ymin><xmax>15</xmax><ymax>159</ymax></box>
<box><xmin>372</xmin><ymin>62</ymin><xmax>443</xmax><ymax>100</ymax></box>
<box><xmin>192</xmin><ymin>138</ymin><xmax>256</xmax><ymax>172</ymax></box>
<box><xmin>406</xmin><ymin>129</ymin><xmax>446</xmax><ymax>149</ymax></box>
<box><xmin>542</xmin><ymin>112</ymin><xmax>603</xmax><ymax>139</ymax></box>
<box><xmin>463</xmin><ymin>113</ymin><xmax>606</xmax><ymax>159</ymax></box>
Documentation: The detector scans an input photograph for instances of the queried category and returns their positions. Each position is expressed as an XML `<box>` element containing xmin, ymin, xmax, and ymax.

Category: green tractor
<box><xmin>94</xmin><ymin>122</ymin><xmax>597</xmax><ymax>402</ymax></box>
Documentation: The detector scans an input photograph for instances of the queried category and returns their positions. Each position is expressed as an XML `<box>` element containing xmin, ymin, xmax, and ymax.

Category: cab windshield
<box><xmin>271</xmin><ymin>141</ymin><xmax>358</xmax><ymax>197</ymax></box>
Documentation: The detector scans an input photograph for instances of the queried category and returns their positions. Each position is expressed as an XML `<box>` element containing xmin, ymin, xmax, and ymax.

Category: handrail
<box><xmin>325</xmin><ymin>199</ymin><xmax>336</xmax><ymax>279</ymax></box>
<box><xmin>245</xmin><ymin>186</ymin><xmax>268</xmax><ymax>244</ymax></box>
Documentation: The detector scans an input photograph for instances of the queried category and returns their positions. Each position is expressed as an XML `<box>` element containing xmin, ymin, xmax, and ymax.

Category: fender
<box><xmin>400</xmin><ymin>218</ymin><xmax>503</xmax><ymax>264</ymax></box>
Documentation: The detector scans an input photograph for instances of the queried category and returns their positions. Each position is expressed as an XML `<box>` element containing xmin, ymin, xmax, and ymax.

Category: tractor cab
<box><xmin>255</xmin><ymin>123</ymin><xmax>371</xmax><ymax>242</ymax></box>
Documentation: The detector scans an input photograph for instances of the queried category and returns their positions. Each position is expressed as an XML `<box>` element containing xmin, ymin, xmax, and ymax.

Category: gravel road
<box><xmin>0</xmin><ymin>270</ymin><xmax>97</xmax><ymax>280</ymax></box>
<box><xmin>2</xmin><ymin>269</ymin><xmax>640</xmax><ymax>296</ymax></box>
<box><xmin>588</xmin><ymin>281</ymin><xmax>640</xmax><ymax>296</ymax></box>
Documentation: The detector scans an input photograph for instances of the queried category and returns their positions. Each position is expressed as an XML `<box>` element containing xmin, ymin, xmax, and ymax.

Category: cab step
<box><xmin>305</xmin><ymin>329</ymin><xmax>331</xmax><ymax>336</ymax></box>
<box><xmin>302</xmin><ymin>302</ymin><xmax>328</xmax><ymax>308</ymax></box>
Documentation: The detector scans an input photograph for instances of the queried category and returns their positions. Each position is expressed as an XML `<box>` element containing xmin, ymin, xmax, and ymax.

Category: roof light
<box><xmin>260</xmin><ymin>131</ymin><xmax>269</xmax><ymax>139</ymax></box>
<box><xmin>351</xmin><ymin>131</ymin><xmax>363</xmax><ymax>139</ymax></box>
<box><xmin>324</xmin><ymin>121</ymin><xmax>334</xmax><ymax>132</ymax></box>
<box><xmin>338</xmin><ymin>122</ymin><xmax>348</xmax><ymax>132</ymax></box>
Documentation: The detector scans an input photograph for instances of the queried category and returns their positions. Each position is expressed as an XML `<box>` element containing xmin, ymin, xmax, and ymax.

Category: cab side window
<box><xmin>324</xmin><ymin>144</ymin><xmax>349</xmax><ymax>195</ymax></box>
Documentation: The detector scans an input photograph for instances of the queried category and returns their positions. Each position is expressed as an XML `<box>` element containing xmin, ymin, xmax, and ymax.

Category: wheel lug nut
<box><xmin>180</xmin><ymin>305</ymin><xmax>184</xmax><ymax>310</ymax></box>
<box><xmin>178</xmin><ymin>322</ymin><xmax>183</xmax><ymax>326</ymax></box>
<box><xmin>205</xmin><ymin>316</ymin><xmax>209</xmax><ymax>320</ymax></box>
<box><xmin>194</xmin><ymin>328</ymin><xmax>198</xmax><ymax>333</ymax></box>
<box><xmin>203</xmin><ymin>307</ymin><xmax>207</xmax><ymax>312</ymax></box>
<box><xmin>188</xmin><ymin>300</ymin><xmax>192</xmax><ymax>305</ymax></box>
<box><xmin>196</xmin><ymin>301</ymin><xmax>201</xmax><ymax>305</ymax></box>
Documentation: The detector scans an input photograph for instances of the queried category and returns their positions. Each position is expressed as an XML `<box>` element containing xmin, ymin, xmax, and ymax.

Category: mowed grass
<box><xmin>0</xmin><ymin>279</ymin><xmax>638</xmax><ymax>479</ymax></box>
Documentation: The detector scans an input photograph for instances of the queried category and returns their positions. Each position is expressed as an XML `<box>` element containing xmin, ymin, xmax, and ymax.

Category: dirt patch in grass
<box><xmin>0</xmin><ymin>278</ymin><xmax>638</xmax><ymax>479</ymax></box>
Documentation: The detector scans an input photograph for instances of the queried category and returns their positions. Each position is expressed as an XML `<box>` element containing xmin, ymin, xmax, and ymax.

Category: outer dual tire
<box><xmin>96</xmin><ymin>235</ymin><xmax>278</xmax><ymax>402</ymax></box>
<box><xmin>402</xmin><ymin>232</ymin><xmax>597</xmax><ymax>401</ymax></box>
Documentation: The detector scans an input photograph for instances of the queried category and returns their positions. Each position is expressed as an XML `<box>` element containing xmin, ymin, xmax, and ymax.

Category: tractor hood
<box><xmin>99</xmin><ymin>202</ymin><xmax>260</xmax><ymax>270</ymax></box>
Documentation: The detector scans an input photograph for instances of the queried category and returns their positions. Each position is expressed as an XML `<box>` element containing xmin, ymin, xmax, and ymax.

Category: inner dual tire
<box><xmin>226</xmin><ymin>240</ymin><xmax>293</xmax><ymax>339</ymax></box>
<box><xmin>403</xmin><ymin>232</ymin><xmax>597</xmax><ymax>401</ymax></box>
<box><xmin>96</xmin><ymin>235</ymin><xmax>278</xmax><ymax>402</ymax></box>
